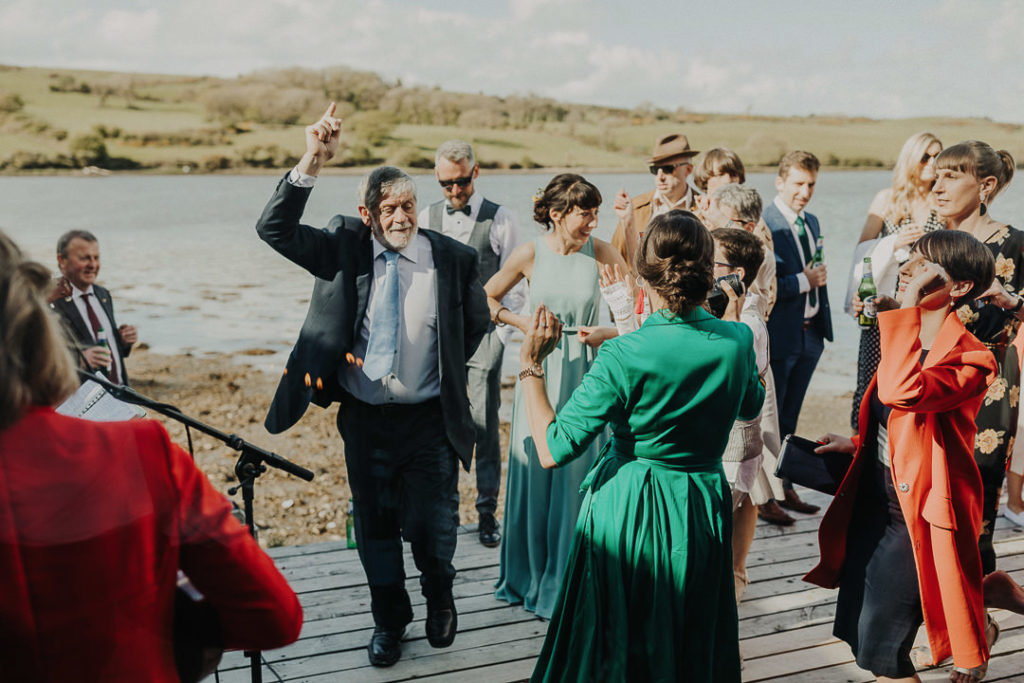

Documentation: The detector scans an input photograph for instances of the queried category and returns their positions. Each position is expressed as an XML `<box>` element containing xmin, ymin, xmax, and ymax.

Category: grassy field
<box><xmin>2</xmin><ymin>64</ymin><xmax>1022</xmax><ymax>174</ymax></box>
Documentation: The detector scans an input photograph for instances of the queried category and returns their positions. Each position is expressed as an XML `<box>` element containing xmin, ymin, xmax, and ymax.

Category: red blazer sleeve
<box><xmin>153</xmin><ymin>423</ymin><xmax>303</xmax><ymax>650</ymax></box>
<box><xmin>877</xmin><ymin>308</ymin><xmax>995</xmax><ymax>413</ymax></box>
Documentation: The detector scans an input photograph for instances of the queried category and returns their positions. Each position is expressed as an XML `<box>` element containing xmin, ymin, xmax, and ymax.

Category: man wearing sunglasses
<box><xmin>420</xmin><ymin>140</ymin><xmax>523</xmax><ymax>549</ymax></box>
<box><xmin>611</xmin><ymin>133</ymin><xmax>700</xmax><ymax>266</ymax></box>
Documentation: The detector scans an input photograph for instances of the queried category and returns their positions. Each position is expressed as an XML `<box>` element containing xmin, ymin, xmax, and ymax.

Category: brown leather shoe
<box><xmin>779</xmin><ymin>489</ymin><xmax>821</xmax><ymax>514</ymax></box>
<box><xmin>757</xmin><ymin>500</ymin><xmax>795</xmax><ymax>526</ymax></box>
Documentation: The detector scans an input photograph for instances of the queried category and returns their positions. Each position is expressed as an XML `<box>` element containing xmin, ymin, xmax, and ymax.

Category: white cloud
<box><xmin>0</xmin><ymin>0</ymin><xmax>1020</xmax><ymax>122</ymax></box>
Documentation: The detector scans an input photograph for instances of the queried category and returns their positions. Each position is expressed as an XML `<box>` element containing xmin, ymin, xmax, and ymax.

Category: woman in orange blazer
<box><xmin>806</xmin><ymin>231</ymin><xmax>997</xmax><ymax>682</ymax></box>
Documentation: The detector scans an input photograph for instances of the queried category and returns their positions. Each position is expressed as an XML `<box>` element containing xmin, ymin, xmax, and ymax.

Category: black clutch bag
<box><xmin>774</xmin><ymin>434</ymin><xmax>853</xmax><ymax>496</ymax></box>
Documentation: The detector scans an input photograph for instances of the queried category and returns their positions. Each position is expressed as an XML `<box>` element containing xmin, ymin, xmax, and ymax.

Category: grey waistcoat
<box><xmin>428</xmin><ymin>198</ymin><xmax>501</xmax><ymax>284</ymax></box>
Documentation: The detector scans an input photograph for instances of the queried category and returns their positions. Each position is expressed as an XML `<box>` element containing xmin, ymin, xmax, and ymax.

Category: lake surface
<box><xmin>4</xmin><ymin>170</ymin><xmax>1024</xmax><ymax>402</ymax></box>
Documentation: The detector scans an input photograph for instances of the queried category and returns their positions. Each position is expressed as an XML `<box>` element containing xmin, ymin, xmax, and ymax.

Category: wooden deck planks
<box><xmin>212</xmin><ymin>491</ymin><xmax>1024</xmax><ymax>682</ymax></box>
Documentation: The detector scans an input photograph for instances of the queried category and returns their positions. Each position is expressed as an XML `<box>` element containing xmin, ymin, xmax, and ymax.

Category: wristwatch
<box><xmin>1011</xmin><ymin>296</ymin><xmax>1024</xmax><ymax>314</ymax></box>
<box><xmin>519</xmin><ymin>363</ymin><xmax>545</xmax><ymax>380</ymax></box>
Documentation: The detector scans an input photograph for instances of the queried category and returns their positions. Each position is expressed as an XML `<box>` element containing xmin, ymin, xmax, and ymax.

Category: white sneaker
<box><xmin>1003</xmin><ymin>504</ymin><xmax>1024</xmax><ymax>527</ymax></box>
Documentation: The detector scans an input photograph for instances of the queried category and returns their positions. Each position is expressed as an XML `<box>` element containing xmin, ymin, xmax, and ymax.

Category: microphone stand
<box><xmin>78</xmin><ymin>369</ymin><xmax>314</xmax><ymax>683</ymax></box>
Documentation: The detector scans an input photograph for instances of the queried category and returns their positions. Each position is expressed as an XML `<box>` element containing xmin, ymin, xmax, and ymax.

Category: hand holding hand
<box><xmin>118</xmin><ymin>324</ymin><xmax>138</xmax><ymax>346</ymax></box>
<box><xmin>304</xmin><ymin>102</ymin><xmax>343</xmax><ymax>163</ymax></box>
<box><xmin>803</xmin><ymin>263</ymin><xmax>828</xmax><ymax>288</ymax></box>
<box><xmin>578</xmin><ymin>325</ymin><xmax>617</xmax><ymax>348</ymax></box>
<box><xmin>893</xmin><ymin>222</ymin><xmax>924</xmax><ymax>249</ymax></box>
<box><xmin>814</xmin><ymin>433</ymin><xmax>855</xmax><ymax>455</ymax></box>
<box><xmin>520</xmin><ymin>304</ymin><xmax>562</xmax><ymax>368</ymax></box>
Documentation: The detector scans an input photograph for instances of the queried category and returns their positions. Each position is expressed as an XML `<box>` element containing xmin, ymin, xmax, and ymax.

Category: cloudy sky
<box><xmin>2</xmin><ymin>0</ymin><xmax>1022</xmax><ymax>122</ymax></box>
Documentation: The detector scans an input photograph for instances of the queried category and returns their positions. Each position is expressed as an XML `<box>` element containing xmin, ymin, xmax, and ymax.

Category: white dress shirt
<box><xmin>338</xmin><ymin>232</ymin><xmax>440</xmax><ymax>404</ymax></box>
<box><xmin>70</xmin><ymin>284</ymin><xmax>125</xmax><ymax>381</ymax></box>
<box><xmin>650</xmin><ymin>187</ymin><xmax>694</xmax><ymax>218</ymax></box>
<box><xmin>773</xmin><ymin>195</ymin><xmax>820</xmax><ymax>320</ymax></box>
<box><xmin>418</xmin><ymin>191</ymin><xmax>525</xmax><ymax>344</ymax></box>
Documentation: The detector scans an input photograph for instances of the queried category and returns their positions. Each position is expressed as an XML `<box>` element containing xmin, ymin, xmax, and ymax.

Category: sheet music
<box><xmin>56</xmin><ymin>378</ymin><xmax>145</xmax><ymax>422</ymax></box>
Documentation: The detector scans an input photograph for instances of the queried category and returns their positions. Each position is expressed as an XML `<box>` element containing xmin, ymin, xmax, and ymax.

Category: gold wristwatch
<box><xmin>519</xmin><ymin>363</ymin><xmax>544</xmax><ymax>380</ymax></box>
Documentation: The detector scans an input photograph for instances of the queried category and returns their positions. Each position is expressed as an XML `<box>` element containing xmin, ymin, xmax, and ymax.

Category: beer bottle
<box><xmin>812</xmin><ymin>236</ymin><xmax>824</xmax><ymax>267</ymax></box>
<box><xmin>858</xmin><ymin>257</ymin><xmax>878</xmax><ymax>328</ymax></box>
<box><xmin>96</xmin><ymin>327</ymin><xmax>113</xmax><ymax>373</ymax></box>
<box><xmin>346</xmin><ymin>500</ymin><xmax>357</xmax><ymax>549</ymax></box>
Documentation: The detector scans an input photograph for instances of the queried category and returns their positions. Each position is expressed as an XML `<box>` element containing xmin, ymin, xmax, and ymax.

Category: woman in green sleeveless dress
<box><xmin>518</xmin><ymin>211</ymin><xmax>762</xmax><ymax>682</ymax></box>
<box><xmin>487</xmin><ymin>174</ymin><xmax>630</xmax><ymax>619</ymax></box>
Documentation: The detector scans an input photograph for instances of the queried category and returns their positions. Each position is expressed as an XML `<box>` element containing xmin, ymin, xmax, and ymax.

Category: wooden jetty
<box><xmin>217</xmin><ymin>489</ymin><xmax>1024</xmax><ymax>681</ymax></box>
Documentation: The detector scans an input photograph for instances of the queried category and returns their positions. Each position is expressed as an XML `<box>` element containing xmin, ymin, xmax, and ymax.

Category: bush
<box><xmin>0</xmin><ymin>91</ymin><xmax>25</xmax><ymax>113</ymax></box>
<box><xmin>69</xmin><ymin>134</ymin><xmax>109</xmax><ymax>165</ymax></box>
<box><xmin>200</xmin><ymin>154</ymin><xmax>233</xmax><ymax>172</ymax></box>
<box><xmin>236</xmin><ymin>144</ymin><xmax>298</xmax><ymax>168</ymax></box>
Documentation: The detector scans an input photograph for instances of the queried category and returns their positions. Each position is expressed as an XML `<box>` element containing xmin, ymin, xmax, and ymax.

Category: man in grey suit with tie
<box><xmin>256</xmin><ymin>104</ymin><xmax>490</xmax><ymax>667</ymax></box>
<box><xmin>419</xmin><ymin>140</ymin><xmax>523</xmax><ymax>549</ymax></box>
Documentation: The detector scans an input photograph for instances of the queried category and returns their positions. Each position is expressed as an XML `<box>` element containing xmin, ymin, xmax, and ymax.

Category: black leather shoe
<box><xmin>478</xmin><ymin>512</ymin><xmax>501</xmax><ymax>548</ymax></box>
<box><xmin>425</xmin><ymin>603</ymin><xmax>457</xmax><ymax>648</ymax></box>
<box><xmin>367</xmin><ymin>626</ymin><xmax>405</xmax><ymax>667</ymax></box>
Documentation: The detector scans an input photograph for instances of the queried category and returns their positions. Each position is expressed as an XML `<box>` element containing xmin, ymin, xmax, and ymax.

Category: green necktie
<box><xmin>796</xmin><ymin>216</ymin><xmax>817</xmax><ymax>307</ymax></box>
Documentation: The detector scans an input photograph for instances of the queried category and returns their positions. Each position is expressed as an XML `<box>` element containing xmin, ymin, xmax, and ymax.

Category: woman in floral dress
<box><xmin>933</xmin><ymin>140</ymin><xmax>1020</xmax><ymax>574</ymax></box>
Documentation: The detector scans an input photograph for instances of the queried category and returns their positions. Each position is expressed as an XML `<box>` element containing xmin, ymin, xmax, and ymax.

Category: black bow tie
<box><xmin>446</xmin><ymin>204</ymin><xmax>472</xmax><ymax>216</ymax></box>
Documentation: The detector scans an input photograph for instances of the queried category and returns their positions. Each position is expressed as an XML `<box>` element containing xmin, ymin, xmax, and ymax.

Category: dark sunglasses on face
<box><xmin>920</xmin><ymin>151</ymin><xmax>939</xmax><ymax>164</ymax></box>
<box><xmin>648</xmin><ymin>162</ymin><xmax>686</xmax><ymax>175</ymax></box>
<box><xmin>439</xmin><ymin>175</ymin><xmax>473</xmax><ymax>189</ymax></box>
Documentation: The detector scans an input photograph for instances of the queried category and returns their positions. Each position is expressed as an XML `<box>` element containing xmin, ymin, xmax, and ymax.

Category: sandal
<box><xmin>951</xmin><ymin>664</ymin><xmax>987</xmax><ymax>681</ymax></box>
<box><xmin>914</xmin><ymin>614</ymin><xmax>999</xmax><ymax>670</ymax></box>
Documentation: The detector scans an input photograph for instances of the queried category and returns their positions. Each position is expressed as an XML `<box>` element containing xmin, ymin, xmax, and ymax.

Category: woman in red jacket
<box><xmin>807</xmin><ymin>230</ymin><xmax>997</xmax><ymax>682</ymax></box>
<box><xmin>0</xmin><ymin>230</ymin><xmax>303</xmax><ymax>682</ymax></box>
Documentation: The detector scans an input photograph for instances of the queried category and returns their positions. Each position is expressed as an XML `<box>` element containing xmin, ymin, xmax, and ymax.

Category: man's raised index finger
<box><xmin>324</xmin><ymin>102</ymin><xmax>337</xmax><ymax>119</ymax></box>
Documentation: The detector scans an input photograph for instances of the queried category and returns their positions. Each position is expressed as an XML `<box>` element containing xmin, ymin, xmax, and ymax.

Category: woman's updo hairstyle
<box><xmin>533</xmin><ymin>173</ymin><xmax>602</xmax><ymax>231</ymax></box>
<box><xmin>636</xmin><ymin>210</ymin><xmax>714</xmax><ymax>317</ymax></box>
<box><xmin>935</xmin><ymin>140</ymin><xmax>1015</xmax><ymax>202</ymax></box>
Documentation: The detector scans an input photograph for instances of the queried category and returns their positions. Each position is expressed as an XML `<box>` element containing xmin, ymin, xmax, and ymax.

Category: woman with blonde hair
<box><xmin>0</xmin><ymin>229</ymin><xmax>302</xmax><ymax>681</ymax></box>
<box><xmin>850</xmin><ymin>133</ymin><xmax>946</xmax><ymax>430</ymax></box>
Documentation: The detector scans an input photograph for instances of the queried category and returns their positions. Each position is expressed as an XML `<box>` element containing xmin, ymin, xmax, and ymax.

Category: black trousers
<box><xmin>338</xmin><ymin>394</ymin><xmax>460</xmax><ymax>629</ymax></box>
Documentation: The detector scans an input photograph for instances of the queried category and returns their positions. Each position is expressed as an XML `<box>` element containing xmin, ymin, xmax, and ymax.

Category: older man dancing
<box><xmin>255</xmin><ymin>104</ymin><xmax>490</xmax><ymax>667</ymax></box>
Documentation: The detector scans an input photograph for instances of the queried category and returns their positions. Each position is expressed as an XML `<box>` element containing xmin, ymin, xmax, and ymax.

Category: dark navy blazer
<box><xmin>255</xmin><ymin>176</ymin><xmax>490</xmax><ymax>469</ymax></box>
<box><xmin>763</xmin><ymin>202</ymin><xmax>834</xmax><ymax>361</ymax></box>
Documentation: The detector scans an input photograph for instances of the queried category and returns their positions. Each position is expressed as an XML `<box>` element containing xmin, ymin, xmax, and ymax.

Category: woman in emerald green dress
<box><xmin>518</xmin><ymin>210</ymin><xmax>764</xmax><ymax>682</ymax></box>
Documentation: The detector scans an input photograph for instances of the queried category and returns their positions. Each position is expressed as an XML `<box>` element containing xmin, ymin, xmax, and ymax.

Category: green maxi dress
<box><xmin>532</xmin><ymin>308</ymin><xmax>764</xmax><ymax>683</ymax></box>
<box><xmin>495</xmin><ymin>236</ymin><xmax>609</xmax><ymax>619</ymax></box>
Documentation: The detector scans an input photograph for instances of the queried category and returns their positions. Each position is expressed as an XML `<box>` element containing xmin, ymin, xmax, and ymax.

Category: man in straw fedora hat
<box><xmin>611</xmin><ymin>133</ymin><xmax>700</xmax><ymax>266</ymax></box>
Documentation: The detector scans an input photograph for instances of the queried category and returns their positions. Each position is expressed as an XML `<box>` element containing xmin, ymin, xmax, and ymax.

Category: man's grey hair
<box><xmin>713</xmin><ymin>184</ymin><xmax>762</xmax><ymax>225</ymax></box>
<box><xmin>435</xmin><ymin>139</ymin><xmax>476</xmax><ymax>168</ymax></box>
<box><xmin>358</xmin><ymin>166</ymin><xmax>417</xmax><ymax>216</ymax></box>
<box><xmin>56</xmin><ymin>230</ymin><xmax>98</xmax><ymax>257</ymax></box>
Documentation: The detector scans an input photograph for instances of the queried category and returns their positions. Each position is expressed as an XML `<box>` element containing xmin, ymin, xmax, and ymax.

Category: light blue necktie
<box><xmin>363</xmin><ymin>250</ymin><xmax>401</xmax><ymax>381</ymax></box>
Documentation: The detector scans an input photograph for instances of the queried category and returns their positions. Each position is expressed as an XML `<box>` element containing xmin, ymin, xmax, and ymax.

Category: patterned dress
<box><xmin>850</xmin><ymin>210</ymin><xmax>945</xmax><ymax>430</ymax></box>
<box><xmin>957</xmin><ymin>224</ymin><xmax>1024</xmax><ymax>574</ymax></box>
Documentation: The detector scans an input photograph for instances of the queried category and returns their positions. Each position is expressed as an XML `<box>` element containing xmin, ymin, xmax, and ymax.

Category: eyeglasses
<box><xmin>439</xmin><ymin>175</ymin><xmax>473</xmax><ymax>189</ymax></box>
<box><xmin>648</xmin><ymin>162</ymin><xmax>688</xmax><ymax>175</ymax></box>
<box><xmin>920</xmin><ymin>151</ymin><xmax>940</xmax><ymax>165</ymax></box>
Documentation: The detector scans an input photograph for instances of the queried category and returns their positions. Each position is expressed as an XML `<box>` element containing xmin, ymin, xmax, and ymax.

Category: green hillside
<box><xmin>1</xmin><ymin>64</ymin><xmax>1021</xmax><ymax>174</ymax></box>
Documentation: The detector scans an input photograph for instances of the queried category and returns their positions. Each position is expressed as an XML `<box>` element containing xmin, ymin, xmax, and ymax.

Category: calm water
<box><xmin>4</xmin><ymin>170</ymin><xmax>1024</xmax><ymax>403</ymax></box>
